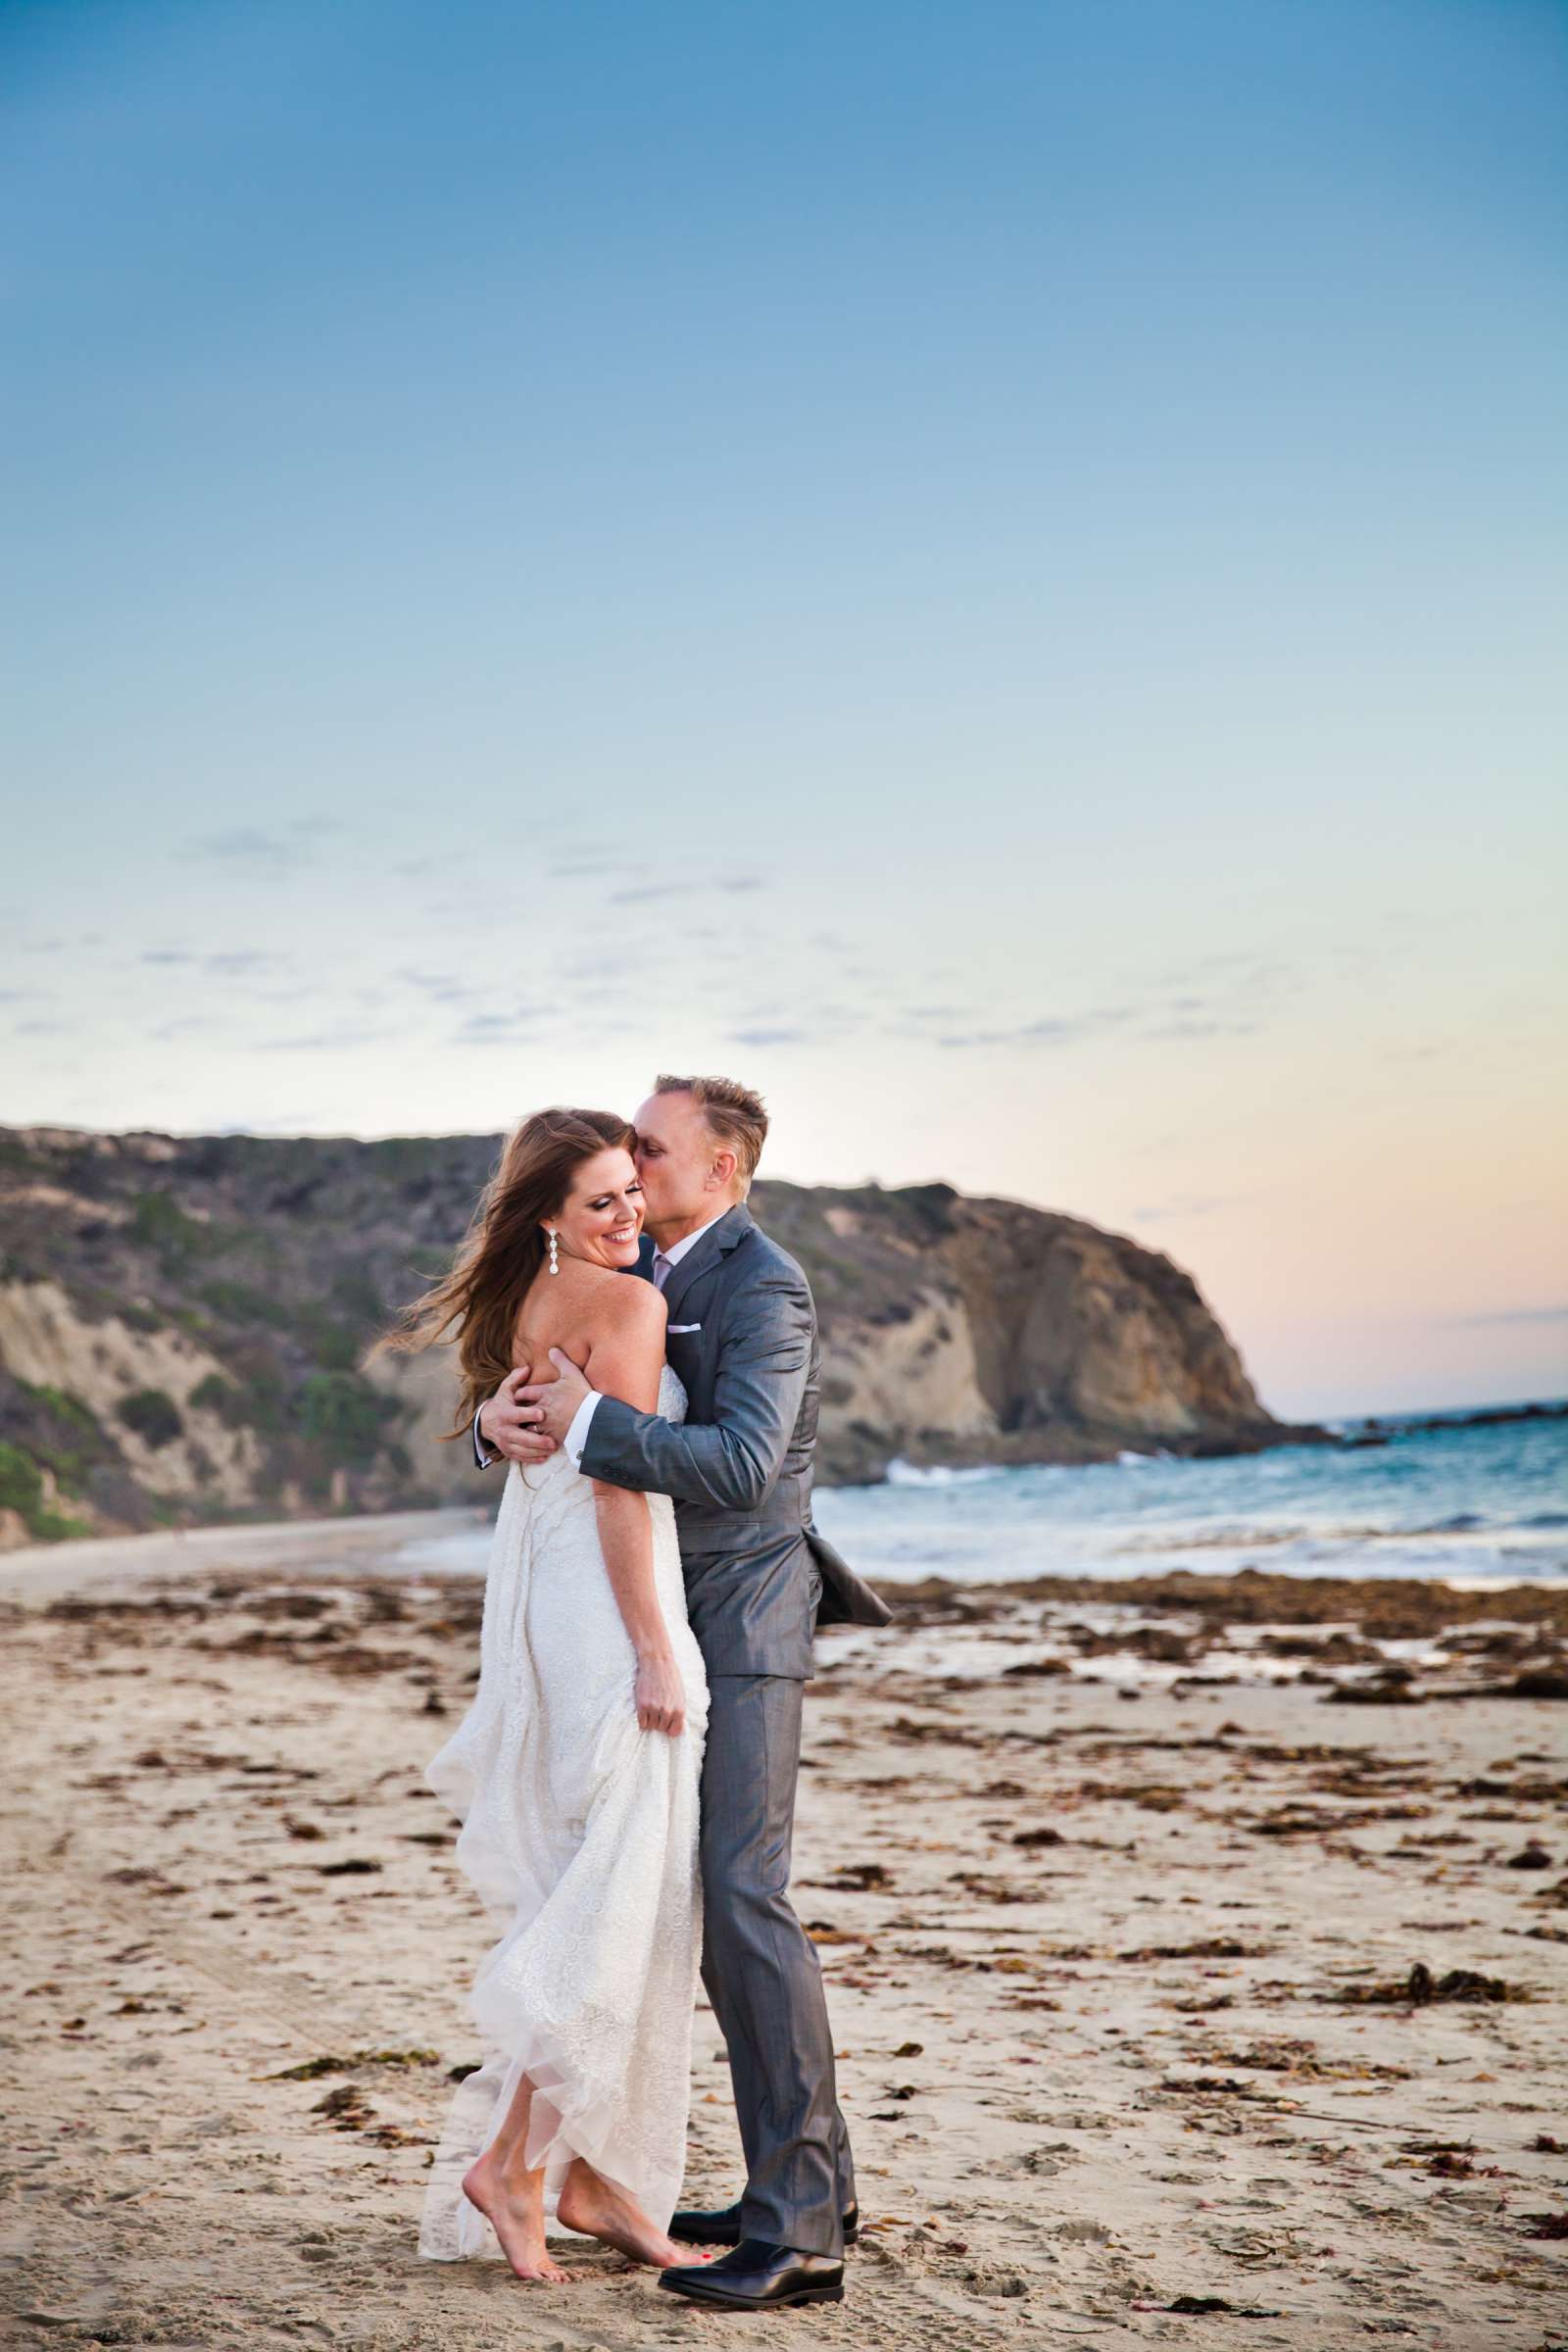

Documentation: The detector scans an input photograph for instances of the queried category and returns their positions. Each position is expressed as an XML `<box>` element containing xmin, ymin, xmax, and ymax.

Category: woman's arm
<box><xmin>581</xmin><ymin>1282</ymin><xmax>685</xmax><ymax>1736</ymax></box>
<box><xmin>580</xmin><ymin>1265</ymin><xmax>811</xmax><ymax>1509</ymax></box>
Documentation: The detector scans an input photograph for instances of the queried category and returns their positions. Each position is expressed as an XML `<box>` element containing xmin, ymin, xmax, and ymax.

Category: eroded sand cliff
<box><xmin>0</xmin><ymin>1128</ymin><xmax>1327</xmax><ymax>1542</ymax></box>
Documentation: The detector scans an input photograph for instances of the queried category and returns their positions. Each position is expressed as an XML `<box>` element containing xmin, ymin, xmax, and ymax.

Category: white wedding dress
<box><xmin>419</xmin><ymin>1365</ymin><xmax>709</xmax><ymax>2258</ymax></box>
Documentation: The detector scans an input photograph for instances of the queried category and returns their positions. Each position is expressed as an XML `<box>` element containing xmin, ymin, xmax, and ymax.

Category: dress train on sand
<box><xmin>418</xmin><ymin>1364</ymin><xmax>707</xmax><ymax>2257</ymax></box>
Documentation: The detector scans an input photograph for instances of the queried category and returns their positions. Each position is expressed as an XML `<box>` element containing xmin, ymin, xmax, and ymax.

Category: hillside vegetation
<box><xmin>0</xmin><ymin>1126</ymin><xmax>1329</xmax><ymax>1544</ymax></box>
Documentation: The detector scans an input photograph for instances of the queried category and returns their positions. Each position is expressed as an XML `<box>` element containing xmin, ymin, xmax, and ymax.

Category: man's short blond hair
<box><xmin>654</xmin><ymin>1073</ymin><xmax>768</xmax><ymax>1194</ymax></box>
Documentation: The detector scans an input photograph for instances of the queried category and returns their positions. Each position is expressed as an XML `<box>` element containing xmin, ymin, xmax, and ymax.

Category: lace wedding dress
<box><xmin>419</xmin><ymin>1364</ymin><xmax>708</xmax><ymax>2257</ymax></box>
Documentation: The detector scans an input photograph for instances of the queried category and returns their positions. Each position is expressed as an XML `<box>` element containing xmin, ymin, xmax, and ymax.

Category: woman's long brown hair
<box><xmin>376</xmin><ymin>1107</ymin><xmax>636</xmax><ymax>1440</ymax></box>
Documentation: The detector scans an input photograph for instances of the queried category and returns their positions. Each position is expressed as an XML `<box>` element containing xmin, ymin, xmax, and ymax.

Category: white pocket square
<box><xmin>667</xmin><ymin>1322</ymin><xmax>702</xmax><ymax>1334</ymax></box>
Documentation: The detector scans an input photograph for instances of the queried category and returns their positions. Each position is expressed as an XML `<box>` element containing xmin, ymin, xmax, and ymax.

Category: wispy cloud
<box><xmin>396</xmin><ymin>968</ymin><xmax>482</xmax><ymax>1004</ymax></box>
<box><xmin>248</xmin><ymin>1025</ymin><xmax>399</xmax><ymax>1053</ymax></box>
<box><xmin>450</xmin><ymin>1011</ymin><xmax>547</xmax><ymax>1045</ymax></box>
<box><xmin>610</xmin><ymin>872</ymin><xmax>764</xmax><ymax>906</ymax></box>
<box><xmin>205</xmin><ymin>949</ymin><xmax>285</xmax><ymax>976</ymax></box>
<box><xmin>1130</xmin><ymin>1193</ymin><xmax>1238</xmax><ymax>1222</ymax></box>
<box><xmin>1158</xmin><ymin>951</ymin><xmax>1295</xmax><ymax>996</ymax></box>
<box><xmin>1140</xmin><ymin>1014</ymin><xmax>1260</xmax><ymax>1041</ymax></box>
<box><xmin>924</xmin><ymin>978</ymin><xmax>1275</xmax><ymax>1053</ymax></box>
<box><xmin>180</xmin><ymin>820</ymin><xmax>342</xmax><ymax>874</ymax></box>
<box><xmin>547</xmin><ymin>853</ymin><xmax>632</xmax><ymax>875</ymax></box>
<box><xmin>1444</xmin><ymin>1304</ymin><xmax>1568</xmax><ymax>1328</ymax></box>
<box><xmin>152</xmin><ymin>1016</ymin><xmax>221</xmax><ymax>1039</ymax></box>
<box><xmin>141</xmin><ymin>946</ymin><xmax>288</xmax><ymax>977</ymax></box>
<box><xmin>935</xmin><ymin>1007</ymin><xmax>1136</xmax><ymax>1051</ymax></box>
<box><xmin>391</xmin><ymin>853</ymin><xmax>464</xmax><ymax>880</ymax></box>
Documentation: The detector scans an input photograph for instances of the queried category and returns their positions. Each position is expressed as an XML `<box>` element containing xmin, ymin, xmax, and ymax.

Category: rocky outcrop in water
<box><xmin>0</xmin><ymin>1126</ymin><xmax>1330</xmax><ymax>1543</ymax></box>
<box><xmin>754</xmin><ymin>1181</ymin><xmax>1327</xmax><ymax>1481</ymax></box>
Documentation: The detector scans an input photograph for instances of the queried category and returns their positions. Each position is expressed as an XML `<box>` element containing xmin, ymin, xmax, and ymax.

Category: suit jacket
<box><xmin>579</xmin><ymin>1202</ymin><xmax>893</xmax><ymax>1677</ymax></box>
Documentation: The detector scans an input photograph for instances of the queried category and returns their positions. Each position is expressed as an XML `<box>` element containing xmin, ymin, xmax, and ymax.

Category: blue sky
<box><xmin>2</xmin><ymin>0</ymin><xmax>1564</xmax><ymax>1419</ymax></box>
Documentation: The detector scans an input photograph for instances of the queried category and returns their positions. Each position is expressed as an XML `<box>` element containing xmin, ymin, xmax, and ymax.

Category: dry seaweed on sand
<box><xmin>1323</xmin><ymin>1959</ymin><xmax>1531</xmax><ymax>2005</ymax></box>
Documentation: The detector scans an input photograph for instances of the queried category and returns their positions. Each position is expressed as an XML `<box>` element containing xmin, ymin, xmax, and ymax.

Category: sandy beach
<box><xmin>3</xmin><ymin>1518</ymin><xmax>1565</xmax><ymax>2352</ymax></box>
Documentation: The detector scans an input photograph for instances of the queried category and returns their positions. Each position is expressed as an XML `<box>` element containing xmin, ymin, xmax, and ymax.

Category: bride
<box><xmin>385</xmin><ymin>1107</ymin><xmax>710</xmax><ymax>2282</ymax></box>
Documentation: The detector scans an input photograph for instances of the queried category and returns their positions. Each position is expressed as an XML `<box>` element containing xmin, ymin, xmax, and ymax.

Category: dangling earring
<box><xmin>547</xmin><ymin>1229</ymin><xmax>560</xmax><ymax>1275</ymax></box>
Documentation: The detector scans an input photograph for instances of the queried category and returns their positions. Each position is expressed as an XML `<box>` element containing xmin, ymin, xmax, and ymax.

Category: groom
<box><xmin>475</xmin><ymin>1074</ymin><xmax>891</xmax><ymax>2312</ymax></box>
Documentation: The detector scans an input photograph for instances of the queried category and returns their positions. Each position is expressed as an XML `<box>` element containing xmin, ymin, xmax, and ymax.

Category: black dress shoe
<box><xmin>668</xmin><ymin>2197</ymin><xmax>859</xmax><ymax>2247</ymax></box>
<box><xmin>660</xmin><ymin>2238</ymin><xmax>845</xmax><ymax>2310</ymax></box>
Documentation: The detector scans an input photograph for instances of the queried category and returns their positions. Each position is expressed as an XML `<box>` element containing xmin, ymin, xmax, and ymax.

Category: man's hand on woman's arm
<box><xmin>517</xmin><ymin>1349</ymin><xmax>594</xmax><ymax>1445</ymax></box>
<box><xmin>476</xmin><ymin>1367</ymin><xmax>557</xmax><ymax>1466</ymax></box>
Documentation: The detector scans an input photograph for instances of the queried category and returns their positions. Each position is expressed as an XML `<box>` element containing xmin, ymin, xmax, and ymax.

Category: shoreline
<box><xmin>3</xmin><ymin>1498</ymin><xmax>1566</xmax><ymax>1615</ymax></box>
<box><xmin>0</xmin><ymin>1503</ymin><xmax>490</xmax><ymax>1604</ymax></box>
<box><xmin>3</xmin><ymin>1383</ymin><xmax>1560</xmax><ymax>1590</ymax></box>
<box><xmin>3</xmin><ymin>1389</ymin><xmax>1558</xmax><ymax>1569</ymax></box>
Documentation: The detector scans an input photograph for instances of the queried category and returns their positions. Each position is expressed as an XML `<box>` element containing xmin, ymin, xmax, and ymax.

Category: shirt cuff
<box><xmin>473</xmin><ymin>1407</ymin><xmax>499</xmax><ymax>1469</ymax></box>
<box><xmin>564</xmin><ymin>1390</ymin><xmax>603</xmax><ymax>1470</ymax></box>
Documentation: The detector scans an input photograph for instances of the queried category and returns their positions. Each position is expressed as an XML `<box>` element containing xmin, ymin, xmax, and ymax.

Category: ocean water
<box><xmin>811</xmin><ymin>1404</ymin><xmax>1568</xmax><ymax>1590</ymax></box>
<box><xmin>393</xmin><ymin>1403</ymin><xmax>1568</xmax><ymax>1592</ymax></box>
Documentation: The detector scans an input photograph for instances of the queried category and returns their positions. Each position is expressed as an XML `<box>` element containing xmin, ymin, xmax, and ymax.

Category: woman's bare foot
<box><xmin>462</xmin><ymin>2153</ymin><xmax>573</xmax><ymax>2282</ymax></box>
<box><xmin>557</xmin><ymin>2161</ymin><xmax>701</xmax><ymax>2269</ymax></box>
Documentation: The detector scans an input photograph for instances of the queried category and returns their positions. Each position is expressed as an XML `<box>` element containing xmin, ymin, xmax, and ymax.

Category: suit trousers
<box><xmin>697</xmin><ymin>1674</ymin><xmax>856</xmax><ymax>2257</ymax></box>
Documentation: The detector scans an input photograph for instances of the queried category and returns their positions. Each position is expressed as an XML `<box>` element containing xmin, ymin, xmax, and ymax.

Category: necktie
<box><xmin>653</xmin><ymin>1252</ymin><xmax>673</xmax><ymax>1292</ymax></box>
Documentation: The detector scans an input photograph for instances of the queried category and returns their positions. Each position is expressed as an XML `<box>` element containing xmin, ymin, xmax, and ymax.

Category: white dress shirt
<box><xmin>472</xmin><ymin>1210</ymin><xmax>728</xmax><ymax>1471</ymax></box>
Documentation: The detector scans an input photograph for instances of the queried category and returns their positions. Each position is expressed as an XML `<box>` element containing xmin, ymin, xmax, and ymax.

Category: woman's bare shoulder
<box><xmin>581</xmin><ymin>1269</ymin><xmax>667</xmax><ymax>1334</ymax></box>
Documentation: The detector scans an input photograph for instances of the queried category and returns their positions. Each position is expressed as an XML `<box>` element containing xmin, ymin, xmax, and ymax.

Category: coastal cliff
<box><xmin>0</xmin><ymin>1126</ymin><xmax>1329</xmax><ymax>1543</ymax></box>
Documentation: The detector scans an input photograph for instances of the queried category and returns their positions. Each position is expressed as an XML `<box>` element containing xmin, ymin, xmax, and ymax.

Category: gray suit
<box><xmin>579</xmin><ymin>1202</ymin><xmax>890</xmax><ymax>2256</ymax></box>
